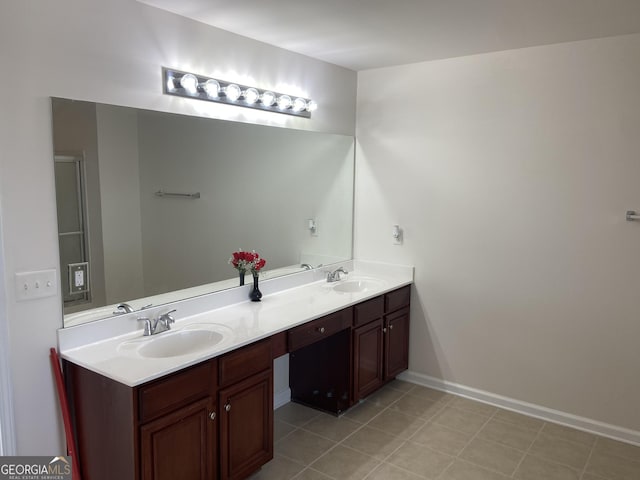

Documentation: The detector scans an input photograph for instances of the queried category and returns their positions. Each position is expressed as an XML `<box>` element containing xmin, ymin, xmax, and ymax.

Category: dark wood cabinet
<box><xmin>67</xmin><ymin>284</ymin><xmax>410</xmax><ymax>479</ymax></box>
<box><xmin>218</xmin><ymin>339</ymin><xmax>273</xmax><ymax>480</ymax></box>
<box><xmin>219</xmin><ymin>370</ymin><xmax>273</xmax><ymax>480</ymax></box>
<box><xmin>67</xmin><ymin>358</ymin><xmax>218</xmax><ymax>480</ymax></box>
<box><xmin>384</xmin><ymin>306</ymin><xmax>410</xmax><ymax>380</ymax></box>
<box><xmin>67</xmin><ymin>338</ymin><xmax>275</xmax><ymax>480</ymax></box>
<box><xmin>140</xmin><ymin>397</ymin><xmax>216</xmax><ymax>480</ymax></box>
<box><xmin>290</xmin><ymin>285</ymin><xmax>411</xmax><ymax>411</ymax></box>
<box><xmin>352</xmin><ymin>286</ymin><xmax>411</xmax><ymax>402</ymax></box>
<box><xmin>289</xmin><ymin>308</ymin><xmax>353</xmax><ymax>414</ymax></box>
<box><xmin>353</xmin><ymin>318</ymin><xmax>384</xmax><ymax>399</ymax></box>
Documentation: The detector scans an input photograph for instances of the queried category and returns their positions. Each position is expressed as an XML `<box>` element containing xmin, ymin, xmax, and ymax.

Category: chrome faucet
<box><xmin>114</xmin><ymin>302</ymin><xmax>153</xmax><ymax>315</ymax></box>
<box><xmin>137</xmin><ymin>309</ymin><xmax>176</xmax><ymax>336</ymax></box>
<box><xmin>301</xmin><ymin>263</ymin><xmax>323</xmax><ymax>270</ymax></box>
<box><xmin>114</xmin><ymin>303</ymin><xmax>135</xmax><ymax>315</ymax></box>
<box><xmin>327</xmin><ymin>267</ymin><xmax>348</xmax><ymax>282</ymax></box>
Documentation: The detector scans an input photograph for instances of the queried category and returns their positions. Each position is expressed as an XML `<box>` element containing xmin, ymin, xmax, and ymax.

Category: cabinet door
<box><xmin>140</xmin><ymin>397</ymin><xmax>217</xmax><ymax>480</ymax></box>
<box><xmin>353</xmin><ymin>318</ymin><xmax>384</xmax><ymax>401</ymax></box>
<box><xmin>219</xmin><ymin>369</ymin><xmax>273</xmax><ymax>480</ymax></box>
<box><xmin>384</xmin><ymin>307</ymin><xmax>410</xmax><ymax>380</ymax></box>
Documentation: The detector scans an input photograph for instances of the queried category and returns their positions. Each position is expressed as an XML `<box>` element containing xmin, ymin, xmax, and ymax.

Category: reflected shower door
<box><xmin>54</xmin><ymin>154</ymin><xmax>90</xmax><ymax>305</ymax></box>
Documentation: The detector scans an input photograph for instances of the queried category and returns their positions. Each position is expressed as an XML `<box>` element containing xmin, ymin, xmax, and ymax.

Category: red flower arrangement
<box><xmin>229</xmin><ymin>250</ymin><xmax>267</xmax><ymax>276</ymax></box>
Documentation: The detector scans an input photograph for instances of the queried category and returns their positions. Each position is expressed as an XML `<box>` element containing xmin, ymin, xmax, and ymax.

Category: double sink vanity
<box><xmin>58</xmin><ymin>261</ymin><xmax>413</xmax><ymax>480</ymax></box>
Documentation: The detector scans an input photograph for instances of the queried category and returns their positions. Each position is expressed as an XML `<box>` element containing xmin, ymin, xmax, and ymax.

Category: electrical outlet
<box><xmin>69</xmin><ymin>262</ymin><xmax>89</xmax><ymax>294</ymax></box>
<box><xmin>15</xmin><ymin>269</ymin><xmax>57</xmax><ymax>301</ymax></box>
<box><xmin>308</xmin><ymin>218</ymin><xmax>318</xmax><ymax>236</ymax></box>
<box><xmin>392</xmin><ymin>225</ymin><xmax>403</xmax><ymax>245</ymax></box>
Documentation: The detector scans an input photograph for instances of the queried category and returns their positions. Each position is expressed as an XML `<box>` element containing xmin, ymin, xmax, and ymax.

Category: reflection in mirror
<box><xmin>52</xmin><ymin>98</ymin><xmax>355</xmax><ymax>327</ymax></box>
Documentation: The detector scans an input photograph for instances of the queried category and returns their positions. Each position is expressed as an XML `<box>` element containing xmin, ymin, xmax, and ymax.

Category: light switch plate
<box><xmin>15</xmin><ymin>269</ymin><xmax>57</xmax><ymax>301</ymax></box>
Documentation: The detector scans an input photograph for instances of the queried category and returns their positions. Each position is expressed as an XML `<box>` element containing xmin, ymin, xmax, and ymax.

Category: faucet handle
<box><xmin>137</xmin><ymin>317</ymin><xmax>152</xmax><ymax>336</ymax></box>
<box><xmin>160</xmin><ymin>309</ymin><xmax>177</xmax><ymax>325</ymax></box>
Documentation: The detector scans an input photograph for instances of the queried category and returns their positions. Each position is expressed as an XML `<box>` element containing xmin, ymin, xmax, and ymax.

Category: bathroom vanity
<box><xmin>60</xmin><ymin>263</ymin><xmax>412</xmax><ymax>480</ymax></box>
<box><xmin>67</xmin><ymin>337</ymin><xmax>275</xmax><ymax>480</ymax></box>
<box><xmin>289</xmin><ymin>286</ymin><xmax>410</xmax><ymax>415</ymax></box>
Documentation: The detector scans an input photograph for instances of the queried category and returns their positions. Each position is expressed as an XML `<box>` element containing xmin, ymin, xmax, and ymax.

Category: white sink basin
<box><xmin>332</xmin><ymin>277</ymin><xmax>385</xmax><ymax>293</ymax></box>
<box><xmin>138</xmin><ymin>329</ymin><xmax>224</xmax><ymax>358</ymax></box>
<box><xmin>118</xmin><ymin>324</ymin><xmax>233</xmax><ymax>359</ymax></box>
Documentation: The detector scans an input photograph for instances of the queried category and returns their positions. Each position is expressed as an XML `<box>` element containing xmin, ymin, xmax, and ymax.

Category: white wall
<box><xmin>0</xmin><ymin>0</ymin><xmax>356</xmax><ymax>454</ymax></box>
<box><xmin>356</xmin><ymin>34</ymin><xmax>640</xmax><ymax>434</ymax></box>
<box><xmin>136</xmin><ymin>111</ymin><xmax>354</xmax><ymax>296</ymax></box>
<box><xmin>96</xmin><ymin>104</ymin><xmax>145</xmax><ymax>304</ymax></box>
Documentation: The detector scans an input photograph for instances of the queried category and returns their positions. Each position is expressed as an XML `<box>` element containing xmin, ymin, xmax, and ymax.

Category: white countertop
<box><xmin>59</xmin><ymin>261</ymin><xmax>413</xmax><ymax>387</ymax></box>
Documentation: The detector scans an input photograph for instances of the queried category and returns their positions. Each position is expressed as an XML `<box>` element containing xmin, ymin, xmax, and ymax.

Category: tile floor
<box><xmin>250</xmin><ymin>381</ymin><xmax>640</xmax><ymax>480</ymax></box>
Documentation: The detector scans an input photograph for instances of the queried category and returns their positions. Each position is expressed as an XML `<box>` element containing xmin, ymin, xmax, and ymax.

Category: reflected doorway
<box><xmin>54</xmin><ymin>154</ymin><xmax>91</xmax><ymax>307</ymax></box>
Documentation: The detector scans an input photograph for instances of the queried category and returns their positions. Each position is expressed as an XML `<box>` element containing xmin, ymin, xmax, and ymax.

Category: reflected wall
<box><xmin>52</xmin><ymin>98</ymin><xmax>355</xmax><ymax>326</ymax></box>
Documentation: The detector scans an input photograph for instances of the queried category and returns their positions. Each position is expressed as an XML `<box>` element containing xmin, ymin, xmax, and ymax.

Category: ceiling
<box><xmin>139</xmin><ymin>0</ymin><xmax>640</xmax><ymax>71</ymax></box>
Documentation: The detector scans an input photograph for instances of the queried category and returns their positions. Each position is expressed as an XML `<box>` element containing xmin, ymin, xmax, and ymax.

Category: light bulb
<box><xmin>261</xmin><ymin>91</ymin><xmax>276</xmax><ymax>106</ymax></box>
<box><xmin>225</xmin><ymin>84</ymin><xmax>241</xmax><ymax>101</ymax></box>
<box><xmin>179</xmin><ymin>74</ymin><xmax>198</xmax><ymax>94</ymax></box>
<box><xmin>292</xmin><ymin>97</ymin><xmax>307</xmax><ymax>112</ymax></box>
<box><xmin>203</xmin><ymin>79</ymin><xmax>220</xmax><ymax>98</ymax></box>
<box><xmin>244</xmin><ymin>88</ymin><xmax>259</xmax><ymax>104</ymax></box>
<box><xmin>166</xmin><ymin>76</ymin><xmax>176</xmax><ymax>92</ymax></box>
<box><xmin>306</xmin><ymin>100</ymin><xmax>318</xmax><ymax>112</ymax></box>
<box><xmin>277</xmin><ymin>95</ymin><xmax>292</xmax><ymax>110</ymax></box>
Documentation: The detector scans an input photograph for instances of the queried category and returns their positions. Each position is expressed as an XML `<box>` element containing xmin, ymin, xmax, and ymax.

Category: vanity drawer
<box><xmin>271</xmin><ymin>331</ymin><xmax>288</xmax><ymax>359</ymax></box>
<box><xmin>219</xmin><ymin>338</ymin><xmax>272</xmax><ymax>388</ymax></box>
<box><xmin>353</xmin><ymin>296</ymin><xmax>384</xmax><ymax>327</ymax></box>
<box><xmin>385</xmin><ymin>286</ymin><xmax>411</xmax><ymax>313</ymax></box>
<box><xmin>139</xmin><ymin>360</ymin><xmax>216</xmax><ymax>423</ymax></box>
<box><xmin>288</xmin><ymin>308</ymin><xmax>352</xmax><ymax>351</ymax></box>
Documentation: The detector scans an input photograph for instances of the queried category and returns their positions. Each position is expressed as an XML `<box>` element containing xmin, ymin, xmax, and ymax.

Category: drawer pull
<box><xmin>224</xmin><ymin>403</ymin><xmax>231</xmax><ymax>412</ymax></box>
<box><xmin>209</xmin><ymin>411</ymin><xmax>216</xmax><ymax>421</ymax></box>
<box><xmin>318</xmin><ymin>327</ymin><xmax>325</xmax><ymax>333</ymax></box>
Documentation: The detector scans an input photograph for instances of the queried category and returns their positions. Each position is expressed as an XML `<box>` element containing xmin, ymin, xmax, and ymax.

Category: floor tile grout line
<box><xmin>291</xmin><ymin>465</ymin><xmax>338</xmax><ymax>480</ymax></box>
<box><xmin>509</xmin><ymin>418</ymin><xmax>546</xmax><ymax>479</ymax></box>
<box><xmin>368</xmin><ymin>392</ymin><xmax>525</xmax><ymax>479</ymax></box>
<box><xmin>357</xmin><ymin>384</ymin><xmax>434</xmax><ymax>480</ymax></box>
<box><xmin>306</xmin><ymin>437</ymin><xmax>383</xmax><ymax>479</ymax></box>
<box><xmin>353</xmin><ymin>385</ymin><xmax>416</xmax><ymax>479</ymax></box>
<box><xmin>362</xmin><ymin>454</ymin><xmax>430</xmax><ymax>480</ymax></box>
<box><xmin>273</xmin><ymin>387</ymin><xmax>632</xmax><ymax>480</ymax></box>
<box><xmin>598</xmin><ymin>442</ymin><xmax>640</xmax><ymax>464</ymax></box>
<box><xmin>294</xmin><ymin>405</ymin><xmax>389</xmax><ymax>479</ymax></box>
<box><xmin>512</xmin><ymin>419</ymin><xmax>601</xmax><ymax>479</ymax></box>
<box><xmin>273</xmin><ymin>426</ymin><xmax>299</xmax><ymax>446</ymax></box>
<box><xmin>432</xmin><ymin>405</ymin><xmax>510</xmax><ymax>479</ymax></box>
<box><xmin>526</xmin><ymin>422</ymin><xmax>603</xmax><ymax>473</ymax></box>
<box><xmin>578</xmin><ymin>438</ymin><xmax>598</xmax><ymax>480</ymax></box>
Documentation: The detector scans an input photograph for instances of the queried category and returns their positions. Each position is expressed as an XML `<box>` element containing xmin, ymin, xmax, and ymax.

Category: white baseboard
<box><xmin>398</xmin><ymin>370</ymin><xmax>640</xmax><ymax>447</ymax></box>
<box><xmin>274</xmin><ymin>388</ymin><xmax>291</xmax><ymax>410</ymax></box>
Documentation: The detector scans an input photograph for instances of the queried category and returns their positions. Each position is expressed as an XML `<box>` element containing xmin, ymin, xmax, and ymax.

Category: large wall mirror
<box><xmin>52</xmin><ymin>98</ymin><xmax>355</xmax><ymax>327</ymax></box>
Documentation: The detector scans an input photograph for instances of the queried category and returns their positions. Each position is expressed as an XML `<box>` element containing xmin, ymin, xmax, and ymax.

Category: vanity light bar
<box><xmin>162</xmin><ymin>67</ymin><xmax>317</xmax><ymax>118</ymax></box>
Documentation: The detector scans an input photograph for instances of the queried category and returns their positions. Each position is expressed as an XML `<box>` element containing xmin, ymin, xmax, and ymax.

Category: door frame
<box><xmin>0</xmin><ymin>208</ymin><xmax>16</xmax><ymax>455</ymax></box>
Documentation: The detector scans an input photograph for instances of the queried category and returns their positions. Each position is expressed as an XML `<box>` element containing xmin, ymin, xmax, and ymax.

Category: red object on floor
<box><xmin>49</xmin><ymin>347</ymin><xmax>82</xmax><ymax>480</ymax></box>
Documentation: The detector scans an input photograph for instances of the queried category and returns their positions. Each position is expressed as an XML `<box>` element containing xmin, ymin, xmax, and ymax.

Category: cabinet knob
<box><xmin>318</xmin><ymin>327</ymin><xmax>325</xmax><ymax>333</ymax></box>
<box><xmin>383</xmin><ymin>327</ymin><xmax>387</xmax><ymax>333</ymax></box>
<box><xmin>209</xmin><ymin>411</ymin><xmax>216</xmax><ymax>421</ymax></box>
<box><xmin>389</xmin><ymin>324</ymin><xmax>394</xmax><ymax>330</ymax></box>
<box><xmin>224</xmin><ymin>403</ymin><xmax>231</xmax><ymax>412</ymax></box>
